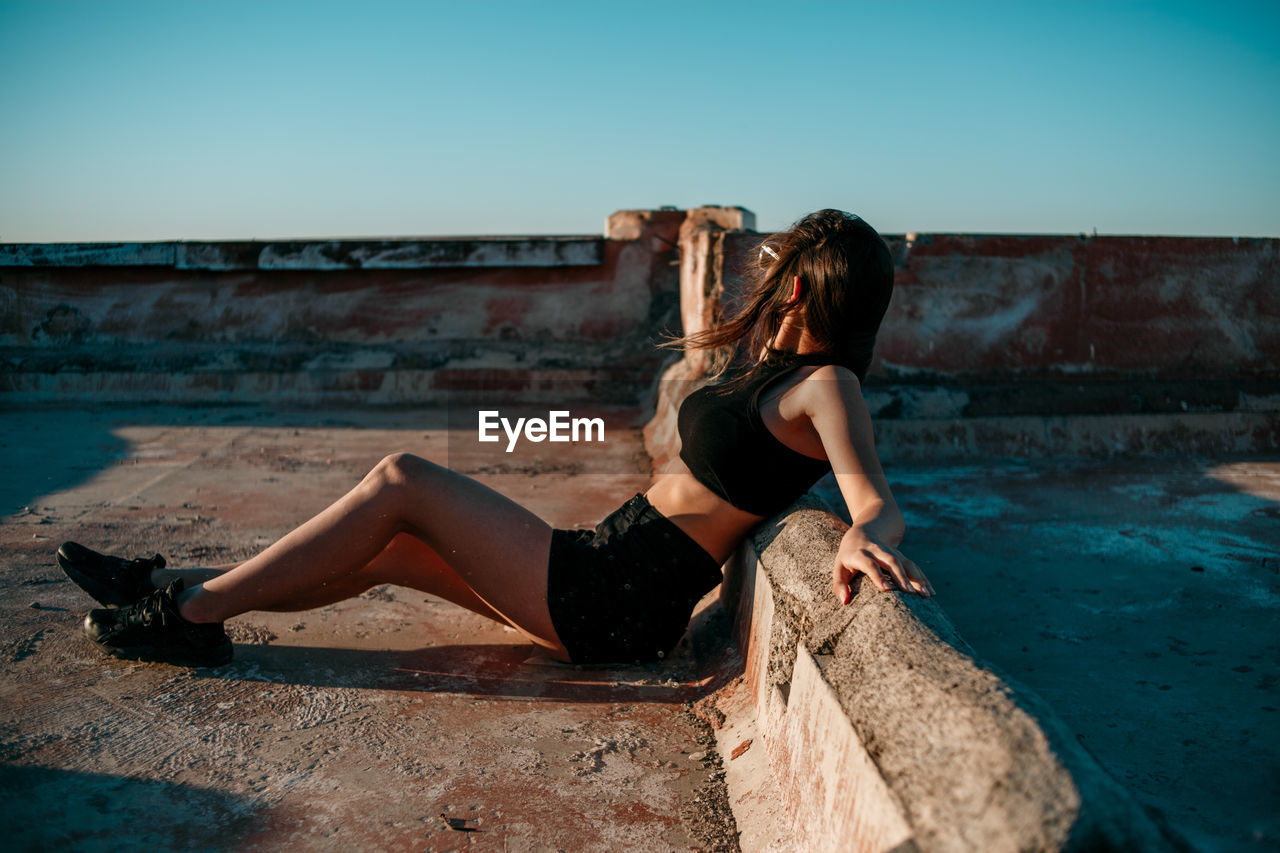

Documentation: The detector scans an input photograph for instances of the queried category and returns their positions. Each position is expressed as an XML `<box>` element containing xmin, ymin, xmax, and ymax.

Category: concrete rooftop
<box><xmin>822</xmin><ymin>457</ymin><xmax>1279</xmax><ymax>851</ymax></box>
<box><xmin>0</xmin><ymin>405</ymin><xmax>742</xmax><ymax>851</ymax></box>
<box><xmin>0</xmin><ymin>405</ymin><xmax>1276</xmax><ymax>850</ymax></box>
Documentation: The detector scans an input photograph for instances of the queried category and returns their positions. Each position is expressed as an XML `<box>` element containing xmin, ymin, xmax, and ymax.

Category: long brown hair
<box><xmin>674</xmin><ymin>208</ymin><xmax>895</xmax><ymax>384</ymax></box>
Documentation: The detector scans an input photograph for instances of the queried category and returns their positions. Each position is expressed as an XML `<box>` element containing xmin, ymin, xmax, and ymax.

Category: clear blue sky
<box><xmin>2</xmin><ymin>0</ymin><xmax>1277</xmax><ymax>241</ymax></box>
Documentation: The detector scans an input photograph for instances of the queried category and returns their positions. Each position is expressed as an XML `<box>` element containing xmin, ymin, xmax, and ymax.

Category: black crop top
<box><xmin>677</xmin><ymin>353</ymin><xmax>833</xmax><ymax>517</ymax></box>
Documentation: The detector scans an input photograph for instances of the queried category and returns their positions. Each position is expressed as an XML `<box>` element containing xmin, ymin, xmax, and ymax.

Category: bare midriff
<box><xmin>643</xmin><ymin>458</ymin><xmax>765</xmax><ymax>565</ymax></box>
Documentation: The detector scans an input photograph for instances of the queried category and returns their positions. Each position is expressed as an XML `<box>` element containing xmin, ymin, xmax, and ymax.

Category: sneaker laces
<box><xmin>126</xmin><ymin>581</ymin><xmax>183</xmax><ymax>630</ymax></box>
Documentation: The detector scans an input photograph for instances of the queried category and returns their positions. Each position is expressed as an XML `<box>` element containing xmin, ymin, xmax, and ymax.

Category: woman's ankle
<box><xmin>175</xmin><ymin>585</ymin><xmax>220</xmax><ymax>624</ymax></box>
<box><xmin>153</xmin><ymin>567</ymin><xmax>224</xmax><ymax>589</ymax></box>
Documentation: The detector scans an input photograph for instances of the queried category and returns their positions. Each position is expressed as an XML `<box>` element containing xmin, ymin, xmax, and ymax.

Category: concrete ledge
<box><xmin>719</xmin><ymin>496</ymin><xmax>1185</xmax><ymax>852</ymax></box>
<box><xmin>0</xmin><ymin>237</ymin><xmax>604</xmax><ymax>270</ymax></box>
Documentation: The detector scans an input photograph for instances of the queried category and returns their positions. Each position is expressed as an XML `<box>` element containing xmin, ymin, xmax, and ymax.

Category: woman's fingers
<box><xmin>832</xmin><ymin>542</ymin><xmax>934</xmax><ymax>604</ymax></box>
<box><xmin>904</xmin><ymin>557</ymin><xmax>936</xmax><ymax>596</ymax></box>
<box><xmin>887</xmin><ymin>550</ymin><xmax>927</xmax><ymax>595</ymax></box>
<box><xmin>831</xmin><ymin>571</ymin><xmax>852</xmax><ymax>605</ymax></box>
<box><xmin>860</xmin><ymin>559</ymin><xmax>891</xmax><ymax>593</ymax></box>
<box><xmin>863</xmin><ymin>546</ymin><xmax>934</xmax><ymax>597</ymax></box>
<box><xmin>866</xmin><ymin>545</ymin><xmax>915</xmax><ymax>595</ymax></box>
<box><xmin>833</xmin><ymin>558</ymin><xmax>890</xmax><ymax>602</ymax></box>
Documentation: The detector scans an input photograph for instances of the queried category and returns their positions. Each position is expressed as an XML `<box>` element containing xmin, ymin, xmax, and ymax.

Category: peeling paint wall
<box><xmin>722</xmin><ymin>231</ymin><xmax>1280</xmax><ymax>382</ymax></box>
<box><xmin>2</xmin><ymin>218</ymin><xmax>1275</xmax><ymax>415</ymax></box>
<box><xmin>0</xmin><ymin>220</ymin><xmax>685</xmax><ymax>405</ymax></box>
<box><xmin>646</xmin><ymin>228</ymin><xmax>1280</xmax><ymax>462</ymax></box>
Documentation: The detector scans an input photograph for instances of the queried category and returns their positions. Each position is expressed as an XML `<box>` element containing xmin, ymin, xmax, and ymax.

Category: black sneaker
<box><xmin>83</xmin><ymin>579</ymin><xmax>233</xmax><ymax>667</ymax></box>
<box><xmin>57</xmin><ymin>541</ymin><xmax>165</xmax><ymax>607</ymax></box>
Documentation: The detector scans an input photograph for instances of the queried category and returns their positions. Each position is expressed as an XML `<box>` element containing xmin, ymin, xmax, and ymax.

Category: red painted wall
<box><xmin>3</xmin><ymin>218</ymin><xmax>1274</xmax><ymax>407</ymax></box>
<box><xmin>726</xmin><ymin>231</ymin><xmax>1278</xmax><ymax>381</ymax></box>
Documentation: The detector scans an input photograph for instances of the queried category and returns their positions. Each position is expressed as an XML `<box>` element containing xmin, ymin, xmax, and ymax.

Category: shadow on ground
<box><xmin>0</xmin><ymin>403</ymin><xmax>453</xmax><ymax>518</ymax></box>
<box><xmin>0</xmin><ymin>765</ymin><xmax>269</xmax><ymax>850</ymax></box>
<box><xmin>209</xmin><ymin>602</ymin><xmax>741</xmax><ymax>704</ymax></box>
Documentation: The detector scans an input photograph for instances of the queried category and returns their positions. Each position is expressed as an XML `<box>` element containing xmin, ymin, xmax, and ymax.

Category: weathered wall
<box><xmin>883</xmin><ymin>234</ymin><xmax>1276</xmax><ymax>380</ymax></box>
<box><xmin>721</xmin><ymin>230</ymin><xmax>1280</xmax><ymax>399</ymax></box>
<box><xmin>3</xmin><ymin>214</ymin><xmax>1275</xmax><ymax>426</ymax></box>
<box><xmin>646</xmin><ymin>227</ymin><xmax>1279</xmax><ymax>465</ymax></box>
<box><xmin>0</xmin><ymin>217</ymin><xmax>690</xmax><ymax>405</ymax></box>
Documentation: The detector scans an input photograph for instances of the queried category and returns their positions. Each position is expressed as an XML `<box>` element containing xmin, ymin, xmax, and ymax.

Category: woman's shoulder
<box><xmin>801</xmin><ymin>362</ymin><xmax>859</xmax><ymax>383</ymax></box>
<box><xmin>713</xmin><ymin>352</ymin><xmax>859</xmax><ymax>401</ymax></box>
<box><xmin>788</xmin><ymin>362</ymin><xmax>864</xmax><ymax>415</ymax></box>
<box><xmin>773</xmin><ymin>358</ymin><xmax>859</xmax><ymax>388</ymax></box>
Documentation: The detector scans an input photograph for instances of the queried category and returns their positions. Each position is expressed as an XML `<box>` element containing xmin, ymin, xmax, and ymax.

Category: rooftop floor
<box><xmin>875</xmin><ymin>456</ymin><xmax>1279</xmax><ymax>851</ymax></box>
<box><xmin>0</xmin><ymin>405</ymin><xmax>741</xmax><ymax>851</ymax></box>
<box><xmin>0</xmin><ymin>405</ymin><xmax>1276</xmax><ymax>850</ymax></box>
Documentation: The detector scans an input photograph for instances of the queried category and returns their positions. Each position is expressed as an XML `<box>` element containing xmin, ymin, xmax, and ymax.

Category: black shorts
<box><xmin>547</xmin><ymin>493</ymin><xmax>723</xmax><ymax>665</ymax></box>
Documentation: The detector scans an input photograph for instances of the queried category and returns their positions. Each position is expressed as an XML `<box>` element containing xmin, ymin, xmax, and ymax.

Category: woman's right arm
<box><xmin>802</xmin><ymin>365</ymin><xmax>935</xmax><ymax>602</ymax></box>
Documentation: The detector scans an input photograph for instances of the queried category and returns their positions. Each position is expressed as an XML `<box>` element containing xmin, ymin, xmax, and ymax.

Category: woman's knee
<box><xmin>370</xmin><ymin>451</ymin><xmax>438</xmax><ymax>490</ymax></box>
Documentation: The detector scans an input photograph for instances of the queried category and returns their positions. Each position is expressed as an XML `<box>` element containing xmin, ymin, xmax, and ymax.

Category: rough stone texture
<box><xmin>7</xmin><ymin>218</ymin><xmax>1274</xmax><ymax>453</ymax></box>
<box><xmin>682</xmin><ymin>206</ymin><xmax>756</xmax><ymax>237</ymax></box>
<box><xmin>605</xmin><ymin>208</ymin><xmax>685</xmax><ymax>242</ymax></box>
<box><xmin>717</xmin><ymin>231</ymin><xmax>1280</xmax><ymax>383</ymax></box>
<box><xmin>838</xmin><ymin>457</ymin><xmax>1280</xmax><ymax>851</ymax></box>
<box><xmin>0</xmin><ymin>217</ymin><xmax>683</xmax><ymax>406</ymax></box>
<box><xmin>0</xmin><ymin>405</ymin><xmax>744</xmax><ymax>851</ymax></box>
<box><xmin>742</xmin><ymin>496</ymin><xmax>1185</xmax><ymax>852</ymax></box>
<box><xmin>712</xmin><ymin>552</ymin><xmax>915</xmax><ymax>853</ymax></box>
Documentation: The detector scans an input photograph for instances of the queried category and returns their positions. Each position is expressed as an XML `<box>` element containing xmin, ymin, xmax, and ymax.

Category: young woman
<box><xmin>57</xmin><ymin>209</ymin><xmax>933</xmax><ymax>668</ymax></box>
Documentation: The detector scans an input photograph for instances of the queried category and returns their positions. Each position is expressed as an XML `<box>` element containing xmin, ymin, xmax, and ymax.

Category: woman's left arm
<box><xmin>802</xmin><ymin>365</ymin><xmax>935</xmax><ymax>603</ymax></box>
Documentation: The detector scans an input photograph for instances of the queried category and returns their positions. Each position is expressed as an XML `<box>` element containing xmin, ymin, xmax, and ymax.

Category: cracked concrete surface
<box><xmin>816</xmin><ymin>457</ymin><xmax>1280</xmax><ymax>851</ymax></box>
<box><xmin>0</xmin><ymin>405</ymin><xmax>742</xmax><ymax>851</ymax></box>
<box><xmin>3</xmin><ymin>403</ymin><xmax>1276</xmax><ymax>851</ymax></box>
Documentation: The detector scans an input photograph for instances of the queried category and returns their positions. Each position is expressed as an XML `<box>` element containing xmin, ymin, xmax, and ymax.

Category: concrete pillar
<box><xmin>642</xmin><ymin>206</ymin><xmax>758</xmax><ymax>473</ymax></box>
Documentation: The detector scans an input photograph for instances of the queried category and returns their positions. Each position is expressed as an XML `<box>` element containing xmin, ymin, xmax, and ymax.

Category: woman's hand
<box><xmin>832</xmin><ymin>525</ymin><xmax>934</xmax><ymax>604</ymax></box>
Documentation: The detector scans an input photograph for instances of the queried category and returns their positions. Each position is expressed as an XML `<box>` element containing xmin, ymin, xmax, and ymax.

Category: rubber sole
<box><xmin>88</xmin><ymin>636</ymin><xmax>234</xmax><ymax>667</ymax></box>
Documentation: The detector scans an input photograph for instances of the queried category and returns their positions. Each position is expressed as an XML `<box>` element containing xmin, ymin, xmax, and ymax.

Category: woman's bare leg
<box><xmin>155</xmin><ymin>567</ymin><xmax>225</xmax><ymax>586</ymax></box>
<box><xmin>172</xmin><ymin>453</ymin><xmax>567</xmax><ymax>656</ymax></box>
<box><xmin>153</xmin><ymin>534</ymin><xmax>509</xmax><ymax>622</ymax></box>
